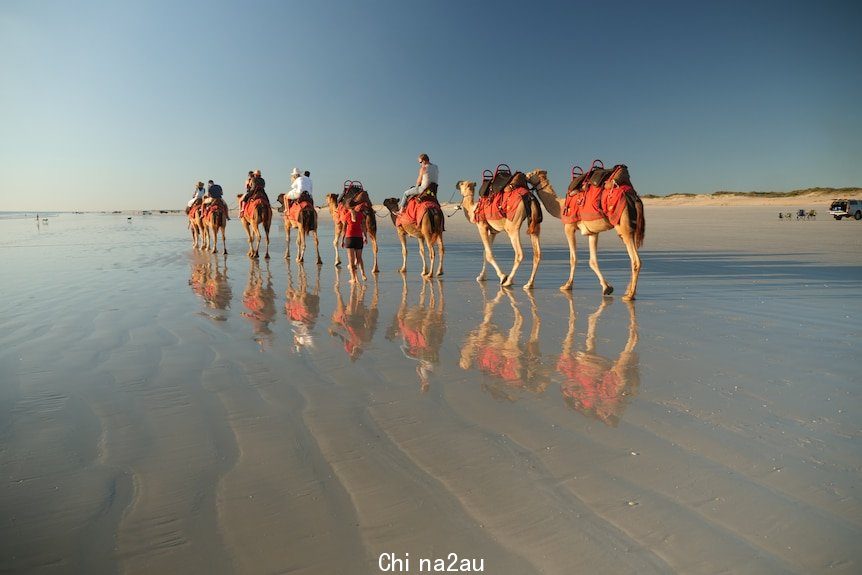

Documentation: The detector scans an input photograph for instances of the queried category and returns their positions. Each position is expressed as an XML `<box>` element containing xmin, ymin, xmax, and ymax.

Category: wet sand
<box><xmin>1</xmin><ymin>199</ymin><xmax>860</xmax><ymax>574</ymax></box>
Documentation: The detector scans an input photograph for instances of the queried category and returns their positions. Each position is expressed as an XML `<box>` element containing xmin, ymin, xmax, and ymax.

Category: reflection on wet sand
<box><xmin>558</xmin><ymin>295</ymin><xmax>640</xmax><ymax>426</ymax></box>
<box><xmin>240</xmin><ymin>259</ymin><xmax>277</xmax><ymax>349</ymax></box>
<box><xmin>386</xmin><ymin>277</ymin><xmax>446</xmax><ymax>392</ymax></box>
<box><xmin>328</xmin><ymin>270</ymin><xmax>379</xmax><ymax>361</ymax></box>
<box><xmin>459</xmin><ymin>286</ymin><xmax>548</xmax><ymax>400</ymax></box>
<box><xmin>188</xmin><ymin>253</ymin><xmax>232</xmax><ymax>320</ymax></box>
<box><xmin>284</xmin><ymin>262</ymin><xmax>321</xmax><ymax>353</ymax></box>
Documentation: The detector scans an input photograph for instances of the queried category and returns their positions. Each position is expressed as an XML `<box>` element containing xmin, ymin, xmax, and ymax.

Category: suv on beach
<box><xmin>829</xmin><ymin>199</ymin><xmax>862</xmax><ymax>220</ymax></box>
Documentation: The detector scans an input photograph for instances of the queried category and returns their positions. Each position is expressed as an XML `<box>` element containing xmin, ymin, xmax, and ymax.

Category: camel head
<box><xmin>382</xmin><ymin>198</ymin><xmax>399</xmax><ymax>212</ymax></box>
<box><xmin>525</xmin><ymin>170</ymin><xmax>547</xmax><ymax>187</ymax></box>
<box><xmin>456</xmin><ymin>180</ymin><xmax>476</xmax><ymax>197</ymax></box>
<box><xmin>325</xmin><ymin>193</ymin><xmax>338</xmax><ymax>207</ymax></box>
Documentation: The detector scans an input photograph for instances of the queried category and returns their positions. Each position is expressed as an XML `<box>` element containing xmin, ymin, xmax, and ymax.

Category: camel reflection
<box><xmin>459</xmin><ymin>286</ymin><xmax>547</xmax><ymax>400</ymax></box>
<box><xmin>328</xmin><ymin>271</ymin><xmax>379</xmax><ymax>361</ymax></box>
<box><xmin>240</xmin><ymin>259</ymin><xmax>277</xmax><ymax>350</ymax></box>
<box><xmin>558</xmin><ymin>295</ymin><xmax>640</xmax><ymax>426</ymax></box>
<box><xmin>188</xmin><ymin>253</ymin><xmax>232</xmax><ymax>320</ymax></box>
<box><xmin>284</xmin><ymin>262</ymin><xmax>321</xmax><ymax>353</ymax></box>
<box><xmin>385</xmin><ymin>277</ymin><xmax>446</xmax><ymax>392</ymax></box>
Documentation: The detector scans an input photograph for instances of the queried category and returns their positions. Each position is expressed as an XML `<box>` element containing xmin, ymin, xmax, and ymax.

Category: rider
<box><xmin>187</xmin><ymin>181</ymin><xmax>205</xmax><ymax>214</ymax></box>
<box><xmin>285</xmin><ymin>167</ymin><xmax>313</xmax><ymax>208</ymax></box>
<box><xmin>205</xmin><ymin>179</ymin><xmax>229</xmax><ymax>219</ymax></box>
<box><xmin>396</xmin><ymin>153</ymin><xmax>438</xmax><ymax>213</ymax></box>
<box><xmin>240</xmin><ymin>169</ymin><xmax>268</xmax><ymax>213</ymax></box>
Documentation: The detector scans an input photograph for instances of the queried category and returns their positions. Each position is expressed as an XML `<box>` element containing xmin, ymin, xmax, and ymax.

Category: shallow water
<box><xmin>1</xmin><ymin>211</ymin><xmax>860</xmax><ymax>574</ymax></box>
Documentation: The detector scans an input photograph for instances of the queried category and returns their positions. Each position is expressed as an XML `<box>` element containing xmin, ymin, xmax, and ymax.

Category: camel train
<box><xmin>188</xmin><ymin>160</ymin><xmax>644</xmax><ymax>298</ymax></box>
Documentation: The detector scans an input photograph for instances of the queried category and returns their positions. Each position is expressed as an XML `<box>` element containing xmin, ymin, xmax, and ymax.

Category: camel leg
<box><xmin>370</xmin><ymin>234</ymin><xmax>379</xmax><ymax>274</ymax></box>
<box><xmin>297</xmin><ymin>227</ymin><xmax>305</xmax><ymax>263</ymax></box>
<box><xmin>619</xmin><ymin>231</ymin><xmax>641</xmax><ymax>301</ymax></box>
<box><xmin>263</xmin><ymin>226</ymin><xmax>271</xmax><ymax>259</ymax></box>
<box><xmin>436</xmin><ymin>236</ymin><xmax>445</xmax><ymax>277</ymax></box>
<box><xmin>418</xmin><ymin>236</ymin><xmax>429</xmax><ymax>278</ymax></box>
<box><xmin>587</xmin><ymin>233</ymin><xmax>613</xmax><ymax>295</ymax></box>
<box><xmin>311</xmin><ymin>230</ymin><xmax>322</xmax><ymax>265</ymax></box>
<box><xmin>523</xmin><ymin>230</ymin><xmax>541</xmax><ymax>290</ymax></box>
<box><xmin>561</xmin><ymin>225</ymin><xmax>577</xmax><ymax>291</ymax></box>
<box><xmin>243</xmin><ymin>222</ymin><xmax>255</xmax><ymax>258</ymax></box>
<box><xmin>477</xmin><ymin>226</ymin><xmax>505</xmax><ymax>283</ymax></box>
<box><xmin>220</xmin><ymin>225</ymin><xmax>227</xmax><ymax>255</ymax></box>
<box><xmin>333</xmin><ymin>229</ymin><xmax>342</xmax><ymax>267</ymax></box>
<box><xmin>502</xmin><ymin>228</ymin><xmax>524</xmax><ymax>287</ymax></box>
<box><xmin>398</xmin><ymin>231</ymin><xmax>408</xmax><ymax>273</ymax></box>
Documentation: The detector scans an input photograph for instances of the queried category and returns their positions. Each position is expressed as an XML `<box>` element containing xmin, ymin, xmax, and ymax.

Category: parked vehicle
<box><xmin>829</xmin><ymin>199</ymin><xmax>862</xmax><ymax>220</ymax></box>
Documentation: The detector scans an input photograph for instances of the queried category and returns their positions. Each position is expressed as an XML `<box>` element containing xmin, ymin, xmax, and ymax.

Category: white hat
<box><xmin>291</xmin><ymin>168</ymin><xmax>301</xmax><ymax>177</ymax></box>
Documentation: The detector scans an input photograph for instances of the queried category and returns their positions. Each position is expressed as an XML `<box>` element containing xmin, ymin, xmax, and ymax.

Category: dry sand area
<box><xmin>1</xmin><ymin>192</ymin><xmax>860</xmax><ymax>574</ymax></box>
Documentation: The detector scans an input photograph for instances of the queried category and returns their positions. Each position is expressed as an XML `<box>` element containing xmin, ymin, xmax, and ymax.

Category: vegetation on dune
<box><xmin>642</xmin><ymin>187</ymin><xmax>861</xmax><ymax>200</ymax></box>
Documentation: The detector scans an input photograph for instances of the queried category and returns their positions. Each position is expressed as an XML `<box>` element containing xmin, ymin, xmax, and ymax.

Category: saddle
<box><xmin>562</xmin><ymin>160</ymin><xmax>637</xmax><ymax>225</ymax></box>
<box><xmin>474</xmin><ymin>167</ymin><xmax>535</xmax><ymax>223</ymax></box>
<box><xmin>241</xmin><ymin>194</ymin><xmax>270</xmax><ymax>220</ymax></box>
<box><xmin>398</xmin><ymin>192</ymin><xmax>442</xmax><ymax>229</ymax></box>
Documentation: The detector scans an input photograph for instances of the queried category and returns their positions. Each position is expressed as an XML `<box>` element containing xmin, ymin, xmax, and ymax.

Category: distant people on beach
<box><xmin>397</xmin><ymin>153</ymin><xmax>439</xmax><ymax>212</ymax></box>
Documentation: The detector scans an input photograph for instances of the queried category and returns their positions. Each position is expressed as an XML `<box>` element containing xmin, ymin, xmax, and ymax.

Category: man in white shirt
<box><xmin>286</xmin><ymin>168</ymin><xmax>313</xmax><ymax>204</ymax></box>
<box><xmin>398</xmin><ymin>153</ymin><xmax>438</xmax><ymax>212</ymax></box>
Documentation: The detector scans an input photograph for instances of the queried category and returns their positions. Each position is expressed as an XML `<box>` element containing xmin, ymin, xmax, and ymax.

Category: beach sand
<box><xmin>1</xmin><ymin>195</ymin><xmax>860</xmax><ymax>574</ymax></box>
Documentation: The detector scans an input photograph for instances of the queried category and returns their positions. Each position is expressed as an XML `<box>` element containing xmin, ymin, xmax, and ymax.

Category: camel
<box><xmin>324</xmin><ymin>188</ymin><xmax>379</xmax><ymax>274</ymax></box>
<box><xmin>236</xmin><ymin>193</ymin><xmax>272</xmax><ymax>259</ymax></box>
<box><xmin>385</xmin><ymin>276</ymin><xmax>446</xmax><ymax>392</ymax></box>
<box><xmin>202</xmin><ymin>200</ymin><xmax>228</xmax><ymax>255</ymax></box>
<box><xmin>526</xmin><ymin>168</ymin><xmax>644</xmax><ymax>300</ymax></box>
<box><xmin>276</xmin><ymin>193</ymin><xmax>322</xmax><ymax>265</ymax></box>
<box><xmin>458</xmin><ymin>285</ymin><xmax>547</xmax><ymax>399</ymax></box>
<box><xmin>382</xmin><ymin>197</ymin><xmax>445</xmax><ymax>277</ymax></box>
<box><xmin>456</xmin><ymin>177</ymin><xmax>543</xmax><ymax>289</ymax></box>
<box><xmin>558</xmin><ymin>294</ymin><xmax>640</xmax><ymax>427</ymax></box>
<box><xmin>187</xmin><ymin>205</ymin><xmax>205</xmax><ymax>249</ymax></box>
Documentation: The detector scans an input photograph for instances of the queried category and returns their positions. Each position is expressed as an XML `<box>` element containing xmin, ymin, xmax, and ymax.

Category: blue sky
<box><xmin>1</xmin><ymin>0</ymin><xmax>860</xmax><ymax>211</ymax></box>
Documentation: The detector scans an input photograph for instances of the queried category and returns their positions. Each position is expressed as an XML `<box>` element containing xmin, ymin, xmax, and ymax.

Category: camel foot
<box><xmin>316</xmin><ymin>259</ymin><xmax>323</xmax><ymax>265</ymax></box>
<box><xmin>501</xmin><ymin>276</ymin><xmax>514</xmax><ymax>287</ymax></box>
<box><xmin>603</xmin><ymin>285</ymin><xmax>614</xmax><ymax>295</ymax></box>
<box><xmin>223</xmin><ymin>250</ymin><xmax>228</xmax><ymax>255</ymax></box>
<box><xmin>559</xmin><ymin>283</ymin><xmax>573</xmax><ymax>292</ymax></box>
<box><xmin>335</xmin><ymin>262</ymin><xmax>342</xmax><ymax>268</ymax></box>
<box><xmin>399</xmin><ymin>267</ymin><xmax>407</xmax><ymax>274</ymax></box>
<box><xmin>476</xmin><ymin>275</ymin><xmax>486</xmax><ymax>283</ymax></box>
<box><xmin>622</xmin><ymin>293</ymin><xmax>636</xmax><ymax>301</ymax></box>
<box><xmin>265</xmin><ymin>254</ymin><xmax>270</xmax><ymax>259</ymax></box>
<box><xmin>437</xmin><ymin>270</ymin><xmax>444</xmax><ymax>276</ymax></box>
<box><xmin>523</xmin><ymin>283</ymin><xmax>534</xmax><ymax>291</ymax></box>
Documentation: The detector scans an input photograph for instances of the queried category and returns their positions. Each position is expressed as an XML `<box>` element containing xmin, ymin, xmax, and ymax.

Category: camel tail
<box><xmin>634</xmin><ymin>196</ymin><xmax>645</xmax><ymax>249</ymax></box>
<box><xmin>431</xmin><ymin>206</ymin><xmax>445</xmax><ymax>236</ymax></box>
<box><xmin>300</xmin><ymin>207</ymin><xmax>317</xmax><ymax>233</ymax></box>
<box><xmin>527</xmin><ymin>195</ymin><xmax>543</xmax><ymax>236</ymax></box>
<box><xmin>366</xmin><ymin>211</ymin><xmax>377</xmax><ymax>235</ymax></box>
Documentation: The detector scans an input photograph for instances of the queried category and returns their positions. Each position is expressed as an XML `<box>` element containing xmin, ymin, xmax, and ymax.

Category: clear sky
<box><xmin>1</xmin><ymin>0</ymin><xmax>860</xmax><ymax>212</ymax></box>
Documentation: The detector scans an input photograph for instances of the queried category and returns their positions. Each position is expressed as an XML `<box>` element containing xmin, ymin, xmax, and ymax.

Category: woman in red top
<box><xmin>342</xmin><ymin>204</ymin><xmax>367</xmax><ymax>283</ymax></box>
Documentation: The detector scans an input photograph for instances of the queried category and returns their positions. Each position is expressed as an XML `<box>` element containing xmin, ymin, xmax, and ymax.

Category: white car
<box><xmin>828</xmin><ymin>199</ymin><xmax>862</xmax><ymax>220</ymax></box>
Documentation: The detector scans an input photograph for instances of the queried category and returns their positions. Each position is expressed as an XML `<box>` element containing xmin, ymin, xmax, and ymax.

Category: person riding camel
<box><xmin>240</xmin><ymin>169</ymin><xmax>269</xmax><ymax>213</ymax></box>
<box><xmin>396</xmin><ymin>153</ymin><xmax>439</xmax><ymax>213</ymax></box>
<box><xmin>205</xmin><ymin>179</ymin><xmax>229</xmax><ymax>219</ymax></box>
<box><xmin>285</xmin><ymin>167</ymin><xmax>313</xmax><ymax>210</ymax></box>
<box><xmin>187</xmin><ymin>181</ymin><xmax>205</xmax><ymax>214</ymax></box>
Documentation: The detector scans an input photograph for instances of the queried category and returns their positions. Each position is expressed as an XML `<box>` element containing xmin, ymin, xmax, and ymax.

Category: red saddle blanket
<box><xmin>287</xmin><ymin>199</ymin><xmax>313</xmax><ymax>222</ymax></box>
<box><xmin>397</xmin><ymin>196</ymin><xmax>440</xmax><ymax>228</ymax></box>
<box><xmin>203</xmin><ymin>201</ymin><xmax>227</xmax><ymax>219</ymax></box>
<box><xmin>474</xmin><ymin>186</ymin><xmax>531</xmax><ymax>223</ymax></box>
<box><xmin>562</xmin><ymin>184</ymin><xmax>635</xmax><ymax>226</ymax></box>
<box><xmin>242</xmin><ymin>197</ymin><xmax>269</xmax><ymax>220</ymax></box>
